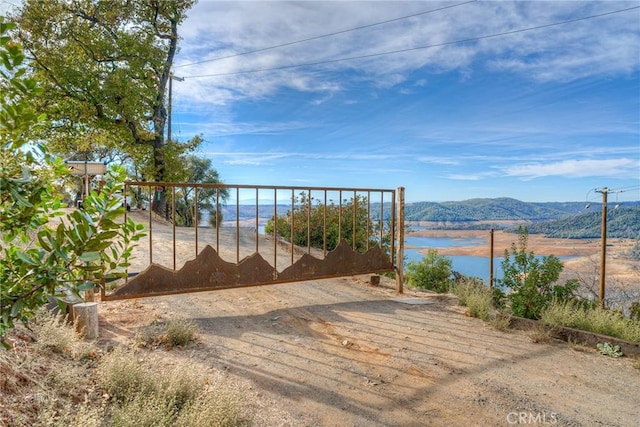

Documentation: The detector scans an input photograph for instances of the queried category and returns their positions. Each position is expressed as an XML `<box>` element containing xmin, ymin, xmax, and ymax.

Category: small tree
<box><xmin>265</xmin><ymin>193</ymin><xmax>376</xmax><ymax>253</ymax></box>
<box><xmin>0</xmin><ymin>21</ymin><xmax>145</xmax><ymax>344</ymax></box>
<box><xmin>164</xmin><ymin>154</ymin><xmax>229</xmax><ymax>227</ymax></box>
<box><xmin>499</xmin><ymin>226</ymin><xmax>577</xmax><ymax>319</ymax></box>
<box><xmin>405</xmin><ymin>249</ymin><xmax>452</xmax><ymax>293</ymax></box>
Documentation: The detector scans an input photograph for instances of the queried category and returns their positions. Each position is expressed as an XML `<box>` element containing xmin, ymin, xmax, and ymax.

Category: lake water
<box><xmin>404</xmin><ymin>235</ymin><xmax>575</xmax><ymax>285</ymax></box>
<box><xmin>404</xmin><ymin>236</ymin><xmax>498</xmax><ymax>282</ymax></box>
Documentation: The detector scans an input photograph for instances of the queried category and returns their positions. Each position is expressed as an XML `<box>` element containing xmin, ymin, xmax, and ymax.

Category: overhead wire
<box><xmin>184</xmin><ymin>4</ymin><xmax>640</xmax><ymax>79</ymax></box>
<box><xmin>174</xmin><ymin>0</ymin><xmax>478</xmax><ymax>69</ymax></box>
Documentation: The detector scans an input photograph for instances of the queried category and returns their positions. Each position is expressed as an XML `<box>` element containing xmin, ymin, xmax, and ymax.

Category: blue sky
<box><xmin>169</xmin><ymin>0</ymin><xmax>640</xmax><ymax>203</ymax></box>
<box><xmin>5</xmin><ymin>0</ymin><xmax>639</xmax><ymax>203</ymax></box>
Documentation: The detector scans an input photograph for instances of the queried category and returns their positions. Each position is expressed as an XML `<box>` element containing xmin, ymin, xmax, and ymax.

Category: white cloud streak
<box><xmin>176</xmin><ymin>1</ymin><xmax>640</xmax><ymax>106</ymax></box>
<box><xmin>500</xmin><ymin>158</ymin><xmax>640</xmax><ymax>180</ymax></box>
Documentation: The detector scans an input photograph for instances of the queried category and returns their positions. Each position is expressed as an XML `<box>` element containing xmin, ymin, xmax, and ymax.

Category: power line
<box><xmin>174</xmin><ymin>0</ymin><xmax>477</xmax><ymax>69</ymax></box>
<box><xmin>184</xmin><ymin>5</ymin><xmax>640</xmax><ymax>79</ymax></box>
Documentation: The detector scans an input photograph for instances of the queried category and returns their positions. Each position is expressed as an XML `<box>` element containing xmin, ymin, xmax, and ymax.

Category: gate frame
<box><xmin>101</xmin><ymin>183</ymin><xmax>405</xmax><ymax>301</ymax></box>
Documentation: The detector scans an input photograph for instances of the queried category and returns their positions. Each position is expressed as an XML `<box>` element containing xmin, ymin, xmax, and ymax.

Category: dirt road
<box><xmin>101</xmin><ymin>275</ymin><xmax>640</xmax><ymax>426</ymax></box>
<box><xmin>98</xmin><ymin>213</ymin><xmax>640</xmax><ymax>426</ymax></box>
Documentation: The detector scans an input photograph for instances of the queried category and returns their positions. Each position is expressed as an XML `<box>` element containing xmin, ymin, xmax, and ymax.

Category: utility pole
<box><xmin>168</xmin><ymin>73</ymin><xmax>184</xmax><ymax>142</ymax></box>
<box><xmin>596</xmin><ymin>187</ymin><xmax>608</xmax><ymax>308</ymax></box>
<box><xmin>489</xmin><ymin>228</ymin><xmax>494</xmax><ymax>289</ymax></box>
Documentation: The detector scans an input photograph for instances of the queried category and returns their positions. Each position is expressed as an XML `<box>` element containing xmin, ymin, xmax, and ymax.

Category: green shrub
<box><xmin>405</xmin><ymin>249</ymin><xmax>452</xmax><ymax>293</ymax></box>
<box><xmin>597</xmin><ymin>342</ymin><xmax>623</xmax><ymax>357</ymax></box>
<box><xmin>265</xmin><ymin>193</ymin><xmax>381</xmax><ymax>253</ymax></box>
<box><xmin>0</xmin><ymin>17</ymin><xmax>147</xmax><ymax>345</ymax></box>
<box><xmin>499</xmin><ymin>226</ymin><xmax>577</xmax><ymax>319</ymax></box>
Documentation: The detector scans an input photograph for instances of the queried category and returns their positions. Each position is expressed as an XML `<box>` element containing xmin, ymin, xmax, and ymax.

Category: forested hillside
<box><xmin>218</xmin><ymin>198</ymin><xmax>640</xmax><ymax>240</ymax></box>
<box><xmin>506</xmin><ymin>207</ymin><xmax>640</xmax><ymax>239</ymax></box>
<box><xmin>404</xmin><ymin>198</ymin><xmax>589</xmax><ymax>221</ymax></box>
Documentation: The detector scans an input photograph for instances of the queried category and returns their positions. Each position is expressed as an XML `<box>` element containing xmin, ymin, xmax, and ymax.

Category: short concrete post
<box><xmin>73</xmin><ymin>302</ymin><xmax>99</xmax><ymax>339</ymax></box>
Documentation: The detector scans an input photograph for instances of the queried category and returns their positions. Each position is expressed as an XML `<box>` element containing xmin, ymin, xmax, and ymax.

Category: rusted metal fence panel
<box><xmin>102</xmin><ymin>183</ymin><xmax>402</xmax><ymax>300</ymax></box>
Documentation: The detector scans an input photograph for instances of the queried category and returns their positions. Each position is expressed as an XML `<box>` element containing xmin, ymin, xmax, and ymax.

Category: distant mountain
<box><xmin>213</xmin><ymin>198</ymin><xmax>640</xmax><ymax>239</ymax></box>
<box><xmin>506</xmin><ymin>207</ymin><xmax>640</xmax><ymax>239</ymax></box>
<box><xmin>404</xmin><ymin>198</ymin><xmax>591</xmax><ymax>222</ymax></box>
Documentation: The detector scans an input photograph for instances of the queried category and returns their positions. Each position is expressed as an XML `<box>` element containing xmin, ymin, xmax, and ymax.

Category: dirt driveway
<box><xmin>100</xmin><ymin>275</ymin><xmax>640</xmax><ymax>427</ymax></box>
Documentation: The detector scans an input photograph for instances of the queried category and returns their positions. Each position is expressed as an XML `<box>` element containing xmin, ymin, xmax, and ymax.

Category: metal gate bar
<box><xmin>108</xmin><ymin>183</ymin><xmax>403</xmax><ymax>301</ymax></box>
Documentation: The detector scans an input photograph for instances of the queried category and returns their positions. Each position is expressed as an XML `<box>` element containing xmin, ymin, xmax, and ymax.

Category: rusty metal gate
<box><xmin>102</xmin><ymin>183</ymin><xmax>405</xmax><ymax>301</ymax></box>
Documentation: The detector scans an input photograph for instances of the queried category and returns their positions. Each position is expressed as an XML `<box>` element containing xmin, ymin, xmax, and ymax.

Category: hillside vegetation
<box><xmin>506</xmin><ymin>206</ymin><xmax>640</xmax><ymax>239</ymax></box>
<box><xmin>405</xmin><ymin>198</ymin><xmax>591</xmax><ymax>221</ymax></box>
<box><xmin>402</xmin><ymin>198</ymin><xmax>640</xmax><ymax>240</ymax></box>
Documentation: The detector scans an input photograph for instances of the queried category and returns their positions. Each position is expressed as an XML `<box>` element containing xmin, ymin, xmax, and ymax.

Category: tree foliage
<box><xmin>164</xmin><ymin>154</ymin><xmax>229</xmax><ymax>227</ymax></box>
<box><xmin>0</xmin><ymin>21</ymin><xmax>145</xmax><ymax>343</ymax></box>
<box><xmin>507</xmin><ymin>207</ymin><xmax>640</xmax><ymax>239</ymax></box>
<box><xmin>499</xmin><ymin>226</ymin><xmax>578</xmax><ymax>319</ymax></box>
<box><xmin>264</xmin><ymin>193</ymin><xmax>385</xmax><ymax>253</ymax></box>
<box><xmin>11</xmin><ymin>0</ymin><xmax>197</xmax><ymax>213</ymax></box>
<box><xmin>405</xmin><ymin>249</ymin><xmax>452</xmax><ymax>293</ymax></box>
<box><xmin>404</xmin><ymin>198</ymin><xmax>588</xmax><ymax>222</ymax></box>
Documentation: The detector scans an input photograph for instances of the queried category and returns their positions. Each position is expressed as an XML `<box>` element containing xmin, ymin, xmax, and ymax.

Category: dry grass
<box><xmin>451</xmin><ymin>279</ymin><xmax>496</xmax><ymax>322</ymax></box>
<box><xmin>135</xmin><ymin>317</ymin><xmax>199</xmax><ymax>349</ymax></box>
<box><xmin>541</xmin><ymin>300</ymin><xmax>640</xmax><ymax>343</ymax></box>
<box><xmin>1</xmin><ymin>310</ymin><xmax>250</xmax><ymax>427</ymax></box>
<box><xmin>166</xmin><ymin>317</ymin><xmax>198</xmax><ymax>347</ymax></box>
<box><xmin>29</xmin><ymin>310</ymin><xmax>97</xmax><ymax>358</ymax></box>
<box><xmin>491</xmin><ymin>312</ymin><xmax>511</xmax><ymax>331</ymax></box>
<box><xmin>527</xmin><ymin>324</ymin><xmax>554</xmax><ymax>344</ymax></box>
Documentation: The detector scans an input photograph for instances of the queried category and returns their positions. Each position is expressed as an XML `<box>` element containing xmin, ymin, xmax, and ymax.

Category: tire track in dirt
<box><xmin>102</xmin><ymin>216</ymin><xmax>640</xmax><ymax>426</ymax></box>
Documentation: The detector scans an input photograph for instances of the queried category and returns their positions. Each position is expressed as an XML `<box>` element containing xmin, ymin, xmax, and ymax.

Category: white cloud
<box><xmin>175</xmin><ymin>1</ymin><xmax>640</xmax><ymax>107</ymax></box>
<box><xmin>447</xmin><ymin>172</ymin><xmax>497</xmax><ymax>181</ymax></box>
<box><xmin>501</xmin><ymin>158</ymin><xmax>640</xmax><ymax>180</ymax></box>
<box><xmin>417</xmin><ymin>156</ymin><xmax>461</xmax><ymax>165</ymax></box>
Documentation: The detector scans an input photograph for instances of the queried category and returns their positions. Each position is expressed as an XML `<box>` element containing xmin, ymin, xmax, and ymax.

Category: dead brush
<box><xmin>98</xmin><ymin>348</ymin><xmax>157</xmax><ymax>403</ymax></box>
<box><xmin>165</xmin><ymin>317</ymin><xmax>198</xmax><ymax>347</ymax></box>
<box><xmin>99</xmin><ymin>351</ymin><xmax>251</xmax><ymax>426</ymax></box>
<box><xmin>528</xmin><ymin>324</ymin><xmax>554</xmax><ymax>344</ymax></box>
<box><xmin>28</xmin><ymin>310</ymin><xmax>96</xmax><ymax>359</ymax></box>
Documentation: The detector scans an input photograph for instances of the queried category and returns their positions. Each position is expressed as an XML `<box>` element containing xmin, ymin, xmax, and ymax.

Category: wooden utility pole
<box><xmin>489</xmin><ymin>228</ymin><xmax>494</xmax><ymax>289</ymax></box>
<box><xmin>167</xmin><ymin>73</ymin><xmax>184</xmax><ymax>142</ymax></box>
<box><xmin>396</xmin><ymin>187</ymin><xmax>405</xmax><ymax>294</ymax></box>
<box><xmin>598</xmin><ymin>187</ymin><xmax>608</xmax><ymax>308</ymax></box>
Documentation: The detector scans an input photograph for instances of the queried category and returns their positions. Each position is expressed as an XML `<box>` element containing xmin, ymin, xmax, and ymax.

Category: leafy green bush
<box><xmin>405</xmin><ymin>249</ymin><xmax>452</xmax><ymax>293</ymax></box>
<box><xmin>499</xmin><ymin>226</ymin><xmax>577</xmax><ymax>319</ymax></box>
<box><xmin>597</xmin><ymin>342</ymin><xmax>623</xmax><ymax>357</ymax></box>
<box><xmin>0</xmin><ymin>20</ymin><xmax>145</xmax><ymax>343</ymax></box>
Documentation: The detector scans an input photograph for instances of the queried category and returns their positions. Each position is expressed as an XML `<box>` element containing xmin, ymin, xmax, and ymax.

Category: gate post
<box><xmin>395</xmin><ymin>187</ymin><xmax>405</xmax><ymax>294</ymax></box>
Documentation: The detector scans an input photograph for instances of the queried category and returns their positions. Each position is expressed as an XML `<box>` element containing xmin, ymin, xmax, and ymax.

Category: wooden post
<box><xmin>599</xmin><ymin>188</ymin><xmax>608</xmax><ymax>308</ymax></box>
<box><xmin>73</xmin><ymin>302</ymin><xmax>99</xmax><ymax>339</ymax></box>
<box><xmin>395</xmin><ymin>187</ymin><xmax>405</xmax><ymax>294</ymax></box>
<box><xmin>489</xmin><ymin>228</ymin><xmax>494</xmax><ymax>289</ymax></box>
